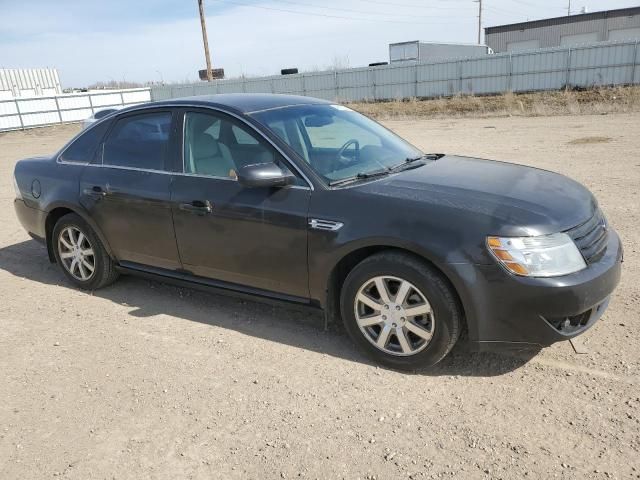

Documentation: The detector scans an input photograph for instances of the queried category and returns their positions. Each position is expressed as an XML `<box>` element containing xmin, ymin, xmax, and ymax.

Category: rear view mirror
<box><xmin>304</xmin><ymin>115</ymin><xmax>334</xmax><ymax>127</ymax></box>
<box><xmin>237</xmin><ymin>162</ymin><xmax>296</xmax><ymax>188</ymax></box>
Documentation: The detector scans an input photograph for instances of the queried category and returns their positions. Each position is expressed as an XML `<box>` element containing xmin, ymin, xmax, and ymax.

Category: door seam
<box><xmin>168</xmin><ymin>174</ymin><xmax>185</xmax><ymax>266</ymax></box>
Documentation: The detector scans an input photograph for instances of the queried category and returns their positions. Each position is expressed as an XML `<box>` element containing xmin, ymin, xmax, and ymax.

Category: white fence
<box><xmin>0</xmin><ymin>88</ymin><xmax>152</xmax><ymax>132</ymax></box>
<box><xmin>151</xmin><ymin>40</ymin><xmax>640</xmax><ymax>103</ymax></box>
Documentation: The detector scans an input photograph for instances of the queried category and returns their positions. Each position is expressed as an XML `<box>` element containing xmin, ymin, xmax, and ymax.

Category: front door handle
<box><xmin>179</xmin><ymin>200</ymin><xmax>213</xmax><ymax>215</ymax></box>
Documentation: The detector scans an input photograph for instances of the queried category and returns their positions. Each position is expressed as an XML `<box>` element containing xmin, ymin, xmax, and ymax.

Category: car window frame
<box><xmin>98</xmin><ymin>108</ymin><xmax>178</xmax><ymax>173</ymax></box>
<box><xmin>175</xmin><ymin>107</ymin><xmax>313</xmax><ymax>190</ymax></box>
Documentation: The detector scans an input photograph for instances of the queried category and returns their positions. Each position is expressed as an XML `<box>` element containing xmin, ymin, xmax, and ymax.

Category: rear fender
<box><xmin>44</xmin><ymin>201</ymin><xmax>115</xmax><ymax>263</ymax></box>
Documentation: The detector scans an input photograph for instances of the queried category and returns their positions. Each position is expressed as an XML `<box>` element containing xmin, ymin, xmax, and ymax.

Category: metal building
<box><xmin>0</xmin><ymin>68</ymin><xmax>62</xmax><ymax>100</ymax></box>
<box><xmin>485</xmin><ymin>7</ymin><xmax>640</xmax><ymax>53</ymax></box>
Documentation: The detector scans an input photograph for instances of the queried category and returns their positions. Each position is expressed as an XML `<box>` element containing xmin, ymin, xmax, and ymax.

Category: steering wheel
<box><xmin>336</xmin><ymin>139</ymin><xmax>360</xmax><ymax>164</ymax></box>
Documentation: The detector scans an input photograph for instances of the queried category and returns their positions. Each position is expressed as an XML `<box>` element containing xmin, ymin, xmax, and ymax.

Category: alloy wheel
<box><xmin>354</xmin><ymin>276</ymin><xmax>434</xmax><ymax>356</ymax></box>
<box><xmin>57</xmin><ymin>226</ymin><xmax>96</xmax><ymax>281</ymax></box>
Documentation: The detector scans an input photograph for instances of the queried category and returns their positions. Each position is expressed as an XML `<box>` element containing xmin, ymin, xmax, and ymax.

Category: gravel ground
<box><xmin>0</xmin><ymin>114</ymin><xmax>638</xmax><ymax>479</ymax></box>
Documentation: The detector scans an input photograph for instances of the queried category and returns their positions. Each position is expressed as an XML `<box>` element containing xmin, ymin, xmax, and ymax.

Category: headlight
<box><xmin>487</xmin><ymin>233</ymin><xmax>587</xmax><ymax>277</ymax></box>
<box><xmin>13</xmin><ymin>175</ymin><xmax>22</xmax><ymax>200</ymax></box>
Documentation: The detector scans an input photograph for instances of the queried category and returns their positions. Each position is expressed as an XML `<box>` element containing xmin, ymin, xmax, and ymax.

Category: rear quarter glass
<box><xmin>59</xmin><ymin>120</ymin><xmax>111</xmax><ymax>164</ymax></box>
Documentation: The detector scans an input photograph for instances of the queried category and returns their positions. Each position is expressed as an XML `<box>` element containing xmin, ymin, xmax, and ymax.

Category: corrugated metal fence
<box><xmin>151</xmin><ymin>40</ymin><xmax>640</xmax><ymax>103</ymax></box>
<box><xmin>0</xmin><ymin>88</ymin><xmax>151</xmax><ymax>132</ymax></box>
<box><xmin>2</xmin><ymin>41</ymin><xmax>637</xmax><ymax>132</ymax></box>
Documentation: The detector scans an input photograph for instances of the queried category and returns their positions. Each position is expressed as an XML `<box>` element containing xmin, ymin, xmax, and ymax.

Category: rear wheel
<box><xmin>340</xmin><ymin>251</ymin><xmax>461</xmax><ymax>369</ymax></box>
<box><xmin>52</xmin><ymin>213</ymin><xmax>119</xmax><ymax>290</ymax></box>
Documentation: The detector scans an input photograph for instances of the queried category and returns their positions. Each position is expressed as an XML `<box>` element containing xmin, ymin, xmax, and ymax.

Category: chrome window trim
<box><xmin>82</xmin><ymin>163</ymin><xmax>173</xmax><ymax>175</ymax></box>
<box><xmin>78</xmin><ymin>162</ymin><xmax>310</xmax><ymax>190</ymax></box>
<box><xmin>57</xmin><ymin>159</ymin><xmax>92</xmax><ymax>166</ymax></box>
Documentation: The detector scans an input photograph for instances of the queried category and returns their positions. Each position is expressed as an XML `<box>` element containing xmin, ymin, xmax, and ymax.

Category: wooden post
<box><xmin>198</xmin><ymin>0</ymin><xmax>213</xmax><ymax>82</ymax></box>
<box><xmin>476</xmin><ymin>0</ymin><xmax>483</xmax><ymax>45</ymax></box>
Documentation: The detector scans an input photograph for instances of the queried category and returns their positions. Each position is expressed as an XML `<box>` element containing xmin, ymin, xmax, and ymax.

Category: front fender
<box><xmin>309</xmin><ymin>232</ymin><xmax>469</xmax><ymax>305</ymax></box>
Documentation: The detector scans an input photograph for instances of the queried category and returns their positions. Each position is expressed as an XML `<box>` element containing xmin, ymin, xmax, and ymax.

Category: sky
<box><xmin>0</xmin><ymin>0</ymin><xmax>638</xmax><ymax>87</ymax></box>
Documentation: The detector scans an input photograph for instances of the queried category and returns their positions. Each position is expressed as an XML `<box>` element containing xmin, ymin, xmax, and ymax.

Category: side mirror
<box><xmin>237</xmin><ymin>162</ymin><xmax>296</xmax><ymax>188</ymax></box>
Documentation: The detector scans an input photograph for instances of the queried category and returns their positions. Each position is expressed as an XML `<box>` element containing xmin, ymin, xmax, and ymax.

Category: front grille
<box><xmin>567</xmin><ymin>210</ymin><xmax>608</xmax><ymax>264</ymax></box>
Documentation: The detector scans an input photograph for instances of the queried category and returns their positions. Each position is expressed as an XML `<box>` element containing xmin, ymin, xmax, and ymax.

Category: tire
<box><xmin>52</xmin><ymin>213</ymin><xmax>119</xmax><ymax>290</ymax></box>
<box><xmin>340</xmin><ymin>251</ymin><xmax>461</xmax><ymax>370</ymax></box>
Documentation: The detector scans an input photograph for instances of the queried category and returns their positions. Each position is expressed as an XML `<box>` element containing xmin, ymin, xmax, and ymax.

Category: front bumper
<box><xmin>449</xmin><ymin>229</ymin><xmax>623</xmax><ymax>350</ymax></box>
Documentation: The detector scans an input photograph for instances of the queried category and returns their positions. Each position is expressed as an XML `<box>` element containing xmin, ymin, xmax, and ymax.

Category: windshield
<box><xmin>250</xmin><ymin>104</ymin><xmax>423</xmax><ymax>183</ymax></box>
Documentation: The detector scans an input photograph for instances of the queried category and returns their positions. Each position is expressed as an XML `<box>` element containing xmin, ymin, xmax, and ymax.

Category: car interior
<box><xmin>183</xmin><ymin>112</ymin><xmax>281</xmax><ymax>179</ymax></box>
<box><xmin>253</xmin><ymin>108</ymin><xmax>407</xmax><ymax>181</ymax></box>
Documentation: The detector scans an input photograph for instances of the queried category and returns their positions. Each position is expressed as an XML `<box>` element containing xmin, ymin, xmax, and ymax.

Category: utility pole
<box><xmin>198</xmin><ymin>0</ymin><xmax>213</xmax><ymax>81</ymax></box>
<box><xmin>475</xmin><ymin>0</ymin><xmax>483</xmax><ymax>45</ymax></box>
<box><xmin>567</xmin><ymin>0</ymin><xmax>571</xmax><ymax>16</ymax></box>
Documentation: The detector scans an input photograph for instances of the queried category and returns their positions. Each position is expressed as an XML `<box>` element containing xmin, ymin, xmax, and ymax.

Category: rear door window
<box><xmin>102</xmin><ymin>112</ymin><xmax>172</xmax><ymax>170</ymax></box>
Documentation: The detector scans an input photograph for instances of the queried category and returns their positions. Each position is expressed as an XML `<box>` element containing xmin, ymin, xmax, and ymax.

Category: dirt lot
<box><xmin>1</xmin><ymin>114</ymin><xmax>639</xmax><ymax>479</ymax></box>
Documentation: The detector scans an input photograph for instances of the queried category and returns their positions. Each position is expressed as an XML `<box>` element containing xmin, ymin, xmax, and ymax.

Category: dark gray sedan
<box><xmin>13</xmin><ymin>94</ymin><xmax>622</xmax><ymax>369</ymax></box>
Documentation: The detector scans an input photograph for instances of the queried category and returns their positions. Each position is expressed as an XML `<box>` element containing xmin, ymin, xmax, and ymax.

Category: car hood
<box><xmin>355</xmin><ymin>155</ymin><xmax>597</xmax><ymax>236</ymax></box>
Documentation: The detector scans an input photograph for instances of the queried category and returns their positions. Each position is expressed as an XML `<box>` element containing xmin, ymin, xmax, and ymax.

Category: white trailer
<box><xmin>389</xmin><ymin>41</ymin><xmax>493</xmax><ymax>63</ymax></box>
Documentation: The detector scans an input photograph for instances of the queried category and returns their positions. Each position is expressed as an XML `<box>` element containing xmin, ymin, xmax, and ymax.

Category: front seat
<box><xmin>191</xmin><ymin>132</ymin><xmax>236</xmax><ymax>178</ymax></box>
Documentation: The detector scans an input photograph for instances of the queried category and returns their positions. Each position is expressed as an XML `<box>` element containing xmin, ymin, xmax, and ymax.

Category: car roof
<box><xmin>148</xmin><ymin>93</ymin><xmax>333</xmax><ymax>114</ymax></box>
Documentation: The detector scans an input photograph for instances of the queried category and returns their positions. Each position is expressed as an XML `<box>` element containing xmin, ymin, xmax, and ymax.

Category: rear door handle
<box><xmin>179</xmin><ymin>200</ymin><xmax>213</xmax><ymax>215</ymax></box>
<box><xmin>83</xmin><ymin>186</ymin><xmax>107</xmax><ymax>197</ymax></box>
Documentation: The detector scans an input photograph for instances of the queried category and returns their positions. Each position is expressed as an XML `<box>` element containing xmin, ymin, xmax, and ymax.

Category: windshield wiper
<box><xmin>328</xmin><ymin>169</ymin><xmax>391</xmax><ymax>187</ymax></box>
<box><xmin>390</xmin><ymin>160</ymin><xmax>425</xmax><ymax>172</ymax></box>
<box><xmin>329</xmin><ymin>153</ymin><xmax>444</xmax><ymax>187</ymax></box>
<box><xmin>386</xmin><ymin>153</ymin><xmax>444</xmax><ymax>173</ymax></box>
<box><xmin>405</xmin><ymin>153</ymin><xmax>445</xmax><ymax>163</ymax></box>
<box><xmin>388</xmin><ymin>156</ymin><xmax>428</xmax><ymax>173</ymax></box>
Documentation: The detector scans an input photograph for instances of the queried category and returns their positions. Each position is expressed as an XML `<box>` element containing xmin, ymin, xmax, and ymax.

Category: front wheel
<box><xmin>52</xmin><ymin>213</ymin><xmax>119</xmax><ymax>290</ymax></box>
<box><xmin>340</xmin><ymin>251</ymin><xmax>462</xmax><ymax>370</ymax></box>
